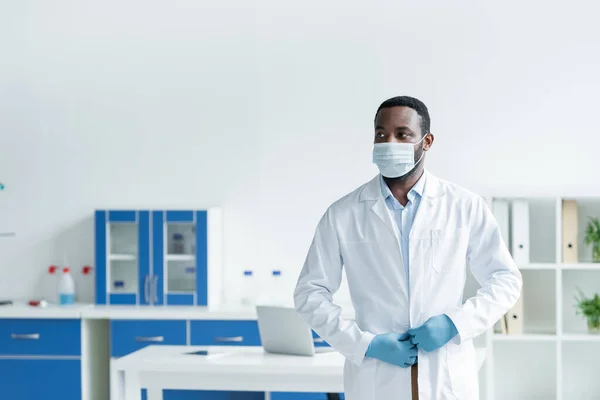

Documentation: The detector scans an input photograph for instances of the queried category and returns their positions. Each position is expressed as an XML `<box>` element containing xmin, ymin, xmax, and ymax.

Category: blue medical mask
<box><xmin>372</xmin><ymin>134</ymin><xmax>428</xmax><ymax>178</ymax></box>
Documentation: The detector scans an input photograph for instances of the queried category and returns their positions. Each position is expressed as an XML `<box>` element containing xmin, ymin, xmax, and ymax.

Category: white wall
<box><xmin>2</xmin><ymin>0</ymin><xmax>600</xmax><ymax>304</ymax></box>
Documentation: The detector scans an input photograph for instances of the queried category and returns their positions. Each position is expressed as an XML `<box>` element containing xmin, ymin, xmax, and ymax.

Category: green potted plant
<box><xmin>584</xmin><ymin>217</ymin><xmax>600</xmax><ymax>262</ymax></box>
<box><xmin>575</xmin><ymin>288</ymin><xmax>600</xmax><ymax>334</ymax></box>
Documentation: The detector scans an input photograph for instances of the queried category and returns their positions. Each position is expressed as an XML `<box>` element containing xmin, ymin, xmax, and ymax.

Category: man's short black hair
<box><xmin>375</xmin><ymin>96</ymin><xmax>431</xmax><ymax>135</ymax></box>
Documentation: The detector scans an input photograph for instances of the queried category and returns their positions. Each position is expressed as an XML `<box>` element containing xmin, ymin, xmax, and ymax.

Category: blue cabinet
<box><xmin>95</xmin><ymin>210</ymin><xmax>150</xmax><ymax>305</ymax></box>
<box><xmin>0</xmin><ymin>318</ymin><xmax>82</xmax><ymax>400</ymax></box>
<box><xmin>0</xmin><ymin>358</ymin><xmax>81</xmax><ymax>400</ymax></box>
<box><xmin>190</xmin><ymin>320</ymin><xmax>261</xmax><ymax>346</ymax></box>
<box><xmin>95</xmin><ymin>209</ymin><xmax>221</xmax><ymax>306</ymax></box>
<box><xmin>0</xmin><ymin>319</ymin><xmax>81</xmax><ymax>356</ymax></box>
<box><xmin>111</xmin><ymin>320</ymin><xmax>187</xmax><ymax>357</ymax></box>
<box><xmin>152</xmin><ymin>210</ymin><xmax>209</xmax><ymax>306</ymax></box>
<box><xmin>271</xmin><ymin>394</ymin><xmax>328</xmax><ymax>400</ymax></box>
<box><xmin>147</xmin><ymin>391</ymin><xmax>264</xmax><ymax>400</ymax></box>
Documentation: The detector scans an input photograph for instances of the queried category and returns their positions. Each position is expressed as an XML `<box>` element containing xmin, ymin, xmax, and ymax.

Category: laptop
<box><xmin>256</xmin><ymin>305</ymin><xmax>335</xmax><ymax>356</ymax></box>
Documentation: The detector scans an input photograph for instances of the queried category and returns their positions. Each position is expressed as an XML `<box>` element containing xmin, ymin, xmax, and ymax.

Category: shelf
<box><xmin>519</xmin><ymin>263</ymin><xmax>557</xmax><ymax>270</ymax></box>
<box><xmin>561</xmin><ymin>334</ymin><xmax>600</xmax><ymax>342</ymax></box>
<box><xmin>516</xmin><ymin>263</ymin><xmax>600</xmax><ymax>270</ymax></box>
<box><xmin>560</xmin><ymin>263</ymin><xmax>600</xmax><ymax>270</ymax></box>
<box><xmin>109</xmin><ymin>254</ymin><xmax>137</xmax><ymax>261</ymax></box>
<box><xmin>166</xmin><ymin>254</ymin><xmax>196</xmax><ymax>262</ymax></box>
<box><xmin>494</xmin><ymin>334</ymin><xmax>600</xmax><ymax>342</ymax></box>
<box><xmin>494</xmin><ymin>334</ymin><xmax>557</xmax><ymax>341</ymax></box>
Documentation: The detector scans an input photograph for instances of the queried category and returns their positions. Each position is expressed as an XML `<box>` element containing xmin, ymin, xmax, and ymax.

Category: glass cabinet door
<box><xmin>102</xmin><ymin>211</ymin><xmax>150</xmax><ymax>305</ymax></box>
<box><xmin>108</xmin><ymin>221</ymin><xmax>138</xmax><ymax>294</ymax></box>
<box><xmin>153</xmin><ymin>210</ymin><xmax>205</xmax><ymax>306</ymax></box>
<box><xmin>166</xmin><ymin>222</ymin><xmax>197</xmax><ymax>294</ymax></box>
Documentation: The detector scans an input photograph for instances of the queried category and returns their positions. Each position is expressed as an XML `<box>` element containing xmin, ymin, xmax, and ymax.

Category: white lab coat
<box><xmin>294</xmin><ymin>171</ymin><xmax>522</xmax><ymax>400</ymax></box>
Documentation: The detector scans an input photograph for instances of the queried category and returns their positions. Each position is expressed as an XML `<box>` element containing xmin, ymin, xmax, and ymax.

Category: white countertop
<box><xmin>84</xmin><ymin>305</ymin><xmax>260</xmax><ymax>320</ymax></box>
<box><xmin>0</xmin><ymin>302</ymin><xmax>356</xmax><ymax>320</ymax></box>
<box><xmin>0</xmin><ymin>302</ymin><xmax>90</xmax><ymax>319</ymax></box>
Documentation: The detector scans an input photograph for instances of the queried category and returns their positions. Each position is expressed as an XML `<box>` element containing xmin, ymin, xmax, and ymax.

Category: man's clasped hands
<box><xmin>365</xmin><ymin>314</ymin><xmax>458</xmax><ymax>367</ymax></box>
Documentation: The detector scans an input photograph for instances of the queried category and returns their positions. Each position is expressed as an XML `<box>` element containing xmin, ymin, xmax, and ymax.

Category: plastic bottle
<box><xmin>58</xmin><ymin>267</ymin><xmax>76</xmax><ymax>305</ymax></box>
<box><xmin>240</xmin><ymin>270</ymin><xmax>255</xmax><ymax>306</ymax></box>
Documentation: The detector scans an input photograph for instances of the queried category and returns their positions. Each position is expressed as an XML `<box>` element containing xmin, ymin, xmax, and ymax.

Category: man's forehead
<box><xmin>375</xmin><ymin>106</ymin><xmax>421</xmax><ymax>127</ymax></box>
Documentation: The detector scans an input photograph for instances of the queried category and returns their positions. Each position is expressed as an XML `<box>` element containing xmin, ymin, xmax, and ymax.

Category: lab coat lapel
<box><xmin>359</xmin><ymin>176</ymin><xmax>401</xmax><ymax>246</ymax></box>
<box><xmin>370</xmin><ymin>197</ymin><xmax>401</xmax><ymax>245</ymax></box>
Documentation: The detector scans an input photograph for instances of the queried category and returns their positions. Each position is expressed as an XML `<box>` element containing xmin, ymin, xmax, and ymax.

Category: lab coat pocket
<box><xmin>446</xmin><ymin>341</ymin><xmax>478</xmax><ymax>400</ymax></box>
<box><xmin>344</xmin><ymin>357</ymin><xmax>377</xmax><ymax>400</ymax></box>
<box><xmin>430</xmin><ymin>228</ymin><xmax>467</xmax><ymax>274</ymax></box>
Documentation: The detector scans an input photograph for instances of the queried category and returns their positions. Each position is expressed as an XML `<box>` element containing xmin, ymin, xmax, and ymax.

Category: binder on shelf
<box><xmin>505</xmin><ymin>292</ymin><xmax>524</xmax><ymax>335</ymax></box>
<box><xmin>562</xmin><ymin>199</ymin><xmax>578</xmax><ymax>263</ymax></box>
<box><xmin>511</xmin><ymin>199</ymin><xmax>530</xmax><ymax>265</ymax></box>
<box><xmin>492</xmin><ymin>199</ymin><xmax>510</xmax><ymax>248</ymax></box>
<box><xmin>495</xmin><ymin>315</ymin><xmax>508</xmax><ymax>334</ymax></box>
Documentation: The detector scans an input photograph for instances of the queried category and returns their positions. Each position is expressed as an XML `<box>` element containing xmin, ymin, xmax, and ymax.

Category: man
<box><xmin>293</xmin><ymin>96</ymin><xmax>522</xmax><ymax>400</ymax></box>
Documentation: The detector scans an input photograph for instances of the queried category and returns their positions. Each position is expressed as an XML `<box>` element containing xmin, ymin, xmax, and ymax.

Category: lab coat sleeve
<box><xmin>445</xmin><ymin>196</ymin><xmax>522</xmax><ymax>343</ymax></box>
<box><xmin>294</xmin><ymin>208</ymin><xmax>375</xmax><ymax>366</ymax></box>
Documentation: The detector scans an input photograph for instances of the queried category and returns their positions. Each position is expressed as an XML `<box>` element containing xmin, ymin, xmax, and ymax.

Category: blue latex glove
<box><xmin>408</xmin><ymin>314</ymin><xmax>458</xmax><ymax>352</ymax></box>
<box><xmin>365</xmin><ymin>332</ymin><xmax>417</xmax><ymax>367</ymax></box>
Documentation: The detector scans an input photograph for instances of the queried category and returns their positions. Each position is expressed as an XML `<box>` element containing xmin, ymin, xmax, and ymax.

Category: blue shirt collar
<box><xmin>379</xmin><ymin>172</ymin><xmax>426</xmax><ymax>205</ymax></box>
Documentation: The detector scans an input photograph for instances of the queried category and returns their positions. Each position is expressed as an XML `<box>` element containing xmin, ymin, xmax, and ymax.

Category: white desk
<box><xmin>113</xmin><ymin>345</ymin><xmax>487</xmax><ymax>400</ymax></box>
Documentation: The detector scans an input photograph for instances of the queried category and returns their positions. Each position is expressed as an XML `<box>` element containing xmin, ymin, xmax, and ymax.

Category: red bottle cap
<box><xmin>82</xmin><ymin>266</ymin><xmax>92</xmax><ymax>275</ymax></box>
<box><xmin>48</xmin><ymin>266</ymin><xmax>57</xmax><ymax>274</ymax></box>
<box><xmin>63</xmin><ymin>267</ymin><xmax>70</xmax><ymax>273</ymax></box>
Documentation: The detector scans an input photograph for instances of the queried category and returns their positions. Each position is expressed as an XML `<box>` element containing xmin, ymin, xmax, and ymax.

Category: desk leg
<box><xmin>110</xmin><ymin>359</ymin><xmax>119</xmax><ymax>400</ymax></box>
<box><xmin>147</xmin><ymin>387</ymin><xmax>163</xmax><ymax>400</ymax></box>
<box><xmin>117</xmin><ymin>369</ymin><xmax>142</xmax><ymax>400</ymax></box>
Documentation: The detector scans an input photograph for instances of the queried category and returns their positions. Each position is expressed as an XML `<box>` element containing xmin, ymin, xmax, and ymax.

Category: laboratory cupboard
<box><xmin>94</xmin><ymin>209</ymin><xmax>222</xmax><ymax>306</ymax></box>
<box><xmin>0</xmin><ymin>319</ymin><xmax>81</xmax><ymax>400</ymax></box>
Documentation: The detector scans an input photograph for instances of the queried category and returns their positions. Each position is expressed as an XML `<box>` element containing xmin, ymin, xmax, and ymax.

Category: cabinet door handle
<box><xmin>12</xmin><ymin>333</ymin><xmax>40</xmax><ymax>340</ymax></box>
<box><xmin>135</xmin><ymin>336</ymin><xmax>164</xmax><ymax>342</ymax></box>
<box><xmin>313</xmin><ymin>338</ymin><xmax>325</xmax><ymax>343</ymax></box>
<box><xmin>152</xmin><ymin>275</ymin><xmax>158</xmax><ymax>303</ymax></box>
<box><xmin>214</xmin><ymin>336</ymin><xmax>244</xmax><ymax>342</ymax></box>
<box><xmin>144</xmin><ymin>275</ymin><xmax>150</xmax><ymax>304</ymax></box>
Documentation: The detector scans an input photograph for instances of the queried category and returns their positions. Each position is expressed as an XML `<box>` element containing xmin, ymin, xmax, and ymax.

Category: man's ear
<box><xmin>423</xmin><ymin>133</ymin><xmax>434</xmax><ymax>151</ymax></box>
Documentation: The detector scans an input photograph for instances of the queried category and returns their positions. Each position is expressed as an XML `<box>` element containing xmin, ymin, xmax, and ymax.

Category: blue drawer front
<box><xmin>0</xmin><ymin>319</ymin><xmax>81</xmax><ymax>356</ymax></box>
<box><xmin>271</xmin><ymin>394</ymin><xmax>329</xmax><ymax>400</ymax></box>
<box><xmin>161</xmin><ymin>391</ymin><xmax>264</xmax><ymax>400</ymax></box>
<box><xmin>0</xmin><ymin>358</ymin><xmax>81</xmax><ymax>400</ymax></box>
<box><xmin>190</xmin><ymin>320</ymin><xmax>261</xmax><ymax>346</ymax></box>
<box><xmin>111</xmin><ymin>320</ymin><xmax>187</xmax><ymax>357</ymax></box>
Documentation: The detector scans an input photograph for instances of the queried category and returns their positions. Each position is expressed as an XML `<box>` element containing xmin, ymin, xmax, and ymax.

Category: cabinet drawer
<box><xmin>111</xmin><ymin>320</ymin><xmax>187</xmax><ymax>357</ymax></box>
<box><xmin>0</xmin><ymin>319</ymin><xmax>81</xmax><ymax>356</ymax></box>
<box><xmin>190</xmin><ymin>320</ymin><xmax>261</xmax><ymax>346</ymax></box>
<box><xmin>0</xmin><ymin>358</ymin><xmax>81</xmax><ymax>400</ymax></box>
